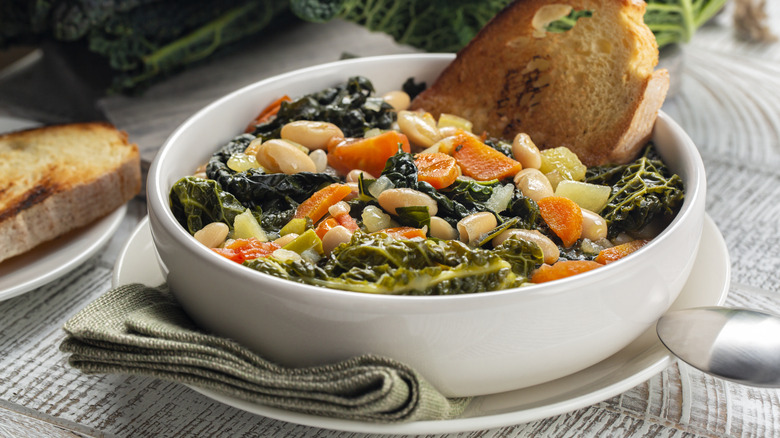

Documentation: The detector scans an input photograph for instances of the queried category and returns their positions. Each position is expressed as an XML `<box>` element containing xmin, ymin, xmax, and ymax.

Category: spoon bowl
<box><xmin>657</xmin><ymin>306</ymin><xmax>780</xmax><ymax>387</ymax></box>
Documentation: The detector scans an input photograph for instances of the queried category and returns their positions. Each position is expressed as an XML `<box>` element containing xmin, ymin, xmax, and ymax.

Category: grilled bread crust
<box><xmin>0</xmin><ymin>122</ymin><xmax>141</xmax><ymax>263</ymax></box>
<box><xmin>410</xmin><ymin>0</ymin><xmax>669</xmax><ymax>166</ymax></box>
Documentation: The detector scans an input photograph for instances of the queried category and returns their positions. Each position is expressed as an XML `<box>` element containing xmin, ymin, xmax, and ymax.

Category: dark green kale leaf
<box><xmin>401</xmin><ymin>77</ymin><xmax>426</xmax><ymax>100</ymax></box>
<box><xmin>206</xmin><ymin>133</ymin><xmax>340</xmax><ymax>231</ymax></box>
<box><xmin>484</xmin><ymin>138</ymin><xmax>513</xmax><ymax>157</ymax></box>
<box><xmin>249</xmin><ymin>76</ymin><xmax>395</xmax><ymax>139</ymax></box>
<box><xmin>169</xmin><ymin>176</ymin><xmax>257</xmax><ymax>234</ymax></box>
<box><xmin>585</xmin><ymin>145</ymin><xmax>684</xmax><ymax>237</ymax></box>
<box><xmin>380</xmin><ymin>148</ymin><xmax>418</xmax><ymax>188</ymax></box>
<box><xmin>501</xmin><ymin>191</ymin><xmax>541</xmax><ymax>230</ymax></box>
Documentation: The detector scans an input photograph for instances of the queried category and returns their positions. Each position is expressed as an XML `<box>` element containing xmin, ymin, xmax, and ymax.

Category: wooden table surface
<box><xmin>1</xmin><ymin>4</ymin><xmax>780</xmax><ymax>437</ymax></box>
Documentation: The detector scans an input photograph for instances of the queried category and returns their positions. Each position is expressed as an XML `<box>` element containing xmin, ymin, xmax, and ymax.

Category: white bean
<box><xmin>457</xmin><ymin>212</ymin><xmax>497</xmax><ymax>245</ymax></box>
<box><xmin>280</xmin><ymin>121</ymin><xmax>344</xmax><ymax>150</ymax></box>
<box><xmin>382</xmin><ymin>90</ymin><xmax>411</xmax><ymax>111</ymax></box>
<box><xmin>322</xmin><ymin>225</ymin><xmax>353</xmax><ymax>255</ymax></box>
<box><xmin>309</xmin><ymin>149</ymin><xmax>328</xmax><ymax>173</ymax></box>
<box><xmin>193</xmin><ymin>222</ymin><xmax>229</xmax><ymax>248</ymax></box>
<box><xmin>396</xmin><ymin>110</ymin><xmax>442</xmax><ymax>148</ymax></box>
<box><xmin>429</xmin><ymin>216</ymin><xmax>457</xmax><ymax>240</ymax></box>
<box><xmin>377</xmin><ymin>188</ymin><xmax>438</xmax><ymax>216</ymax></box>
<box><xmin>328</xmin><ymin>201</ymin><xmax>351</xmax><ymax>218</ymax></box>
<box><xmin>581</xmin><ymin>209</ymin><xmax>608</xmax><ymax>241</ymax></box>
<box><xmin>492</xmin><ymin>228</ymin><xmax>559</xmax><ymax>264</ymax></box>
<box><xmin>345</xmin><ymin>169</ymin><xmax>375</xmax><ymax>183</ymax></box>
<box><xmin>514</xmin><ymin>168</ymin><xmax>554</xmax><ymax>202</ymax></box>
<box><xmin>256</xmin><ymin>139</ymin><xmax>317</xmax><ymax>174</ymax></box>
<box><xmin>271</xmin><ymin>248</ymin><xmax>303</xmax><ymax>263</ymax></box>
<box><xmin>512</xmin><ymin>133</ymin><xmax>542</xmax><ymax>169</ymax></box>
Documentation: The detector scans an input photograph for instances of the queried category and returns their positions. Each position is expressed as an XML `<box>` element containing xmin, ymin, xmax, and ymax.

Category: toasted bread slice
<box><xmin>410</xmin><ymin>0</ymin><xmax>669</xmax><ymax>166</ymax></box>
<box><xmin>0</xmin><ymin>122</ymin><xmax>141</xmax><ymax>263</ymax></box>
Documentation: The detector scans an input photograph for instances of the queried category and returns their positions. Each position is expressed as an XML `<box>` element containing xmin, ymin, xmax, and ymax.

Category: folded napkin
<box><xmin>60</xmin><ymin>283</ymin><xmax>471</xmax><ymax>423</ymax></box>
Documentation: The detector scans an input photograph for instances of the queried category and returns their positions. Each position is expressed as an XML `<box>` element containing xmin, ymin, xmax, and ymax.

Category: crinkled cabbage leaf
<box><xmin>244</xmin><ymin>231</ymin><xmax>543</xmax><ymax>295</ymax></box>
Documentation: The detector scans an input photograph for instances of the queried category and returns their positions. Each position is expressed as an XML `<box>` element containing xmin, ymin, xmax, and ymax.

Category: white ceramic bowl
<box><xmin>147</xmin><ymin>54</ymin><xmax>706</xmax><ymax>397</ymax></box>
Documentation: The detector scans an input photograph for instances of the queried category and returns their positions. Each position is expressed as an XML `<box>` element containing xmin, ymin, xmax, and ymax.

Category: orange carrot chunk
<box><xmin>538</xmin><ymin>196</ymin><xmax>583</xmax><ymax>248</ymax></box>
<box><xmin>531</xmin><ymin>260</ymin><xmax>603</xmax><ymax>283</ymax></box>
<box><xmin>212</xmin><ymin>238</ymin><xmax>280</xmax><ymax>264</ymax></box>
<box><xmin>294</xmin><ymin>183</ymin><xmax>352</xmax><ymax>223</ymax></box>
<box><xmin>327</xmin><ymin>131</ymin><xmax>411</xmax><ymax>177</ymax></box>
<box><xmin>415</xmin><ymin>152</ymin><xmax>459</xmax><ymax>189</ymax></box>
<box><xmin>596</xmin><ymin>239</ymin><xmax>650</xmax><ymax>264</ymax></box>
<box><xmin>451</xmin><ymin>132</ymin><xmax>522</xmax><ymax>181</ymax></box>
<box><xmin>245</xmin><ymin>95</ymin><xmax>291</xmax><ymax>132</ymax></box>
<box><xmin>315</xmin><ymin>217</ymin><xmax>339</xmax><ymax>239</ymax></box>
<box><xmin>334</xmin><ymin>212</ymin><xmax>359</xmax><ymax>232</ymax></box>
<box><xmin>376</xmin><ymin>226</ymin><xmax>427</xmax><ymax>240</ymax></box>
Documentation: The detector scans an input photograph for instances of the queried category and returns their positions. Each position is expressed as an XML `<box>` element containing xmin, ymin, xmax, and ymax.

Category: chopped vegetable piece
<box><xmin>451</xmin><ymin>132</ymin><xmax>522</xmax><ymax>181</ymax></box>
<box><xmin>280</xmin><ymin>218</ymin><xmax>308</xmax><ymax>236</ymax></box>
<box><xmin>531</xmin><ymin>260</ymin><xmax>602</xmax><ymax>283</ymax></box>
<box><xmin>233</xmin><ymin>209</ymin><xmax>268</xmax><ymax>241</ymax></box>
<box><xmin>212</xmin><ymin>238</ymin><xmax>280</xmax><ymax>264</ymax></box>
<box><xmin>595</xmin><ymin>239</ymin><xmax>650</xmax><ymax>264</ymax></box>
<box><xmin>294</xmin><ymin>183</ymin><xmax>353</xmax><ymax>223</ymax></box>
<box><xmin>246</xmin><ymin>95</ymin><xmax>291</xmax><ymax>131</ymax></box>
<box><xmin>438</xmin><ymin>113</ymin><xmax>473</xmax><ymax>132</ymax></box>
<box><xmin>327</xmin><ymin>131</ymin><xmax>411</xmax><ymax>177</ymax></box>
<box><xmin>538</xmin><ymin>196</ymin><xmax>583</xmax><ymax>248</ymax></box>
<box><xmin>282</xmin><ymin>229</ymin><xmax>324</xmax><ymax>254</ymax></box>
<box><xmin>334</xmin><ymin>212</ymin><xmax>360</xmax><ymax>232</ymax></box>
<box><xmin>315</xmin><ymin>217</ymin><xmax>339</xmax><ymax>239</ymax></box>
<box><xmin>377</xmin><ymin>227</ymin><xmax>427</xmax><ymax>240</ymax></box>
<box><xmin>414</xmin><ymin>152</ymin><xmax>459</xmax><ymax>189</ymax></box>
<box><xmin>540</xmin><ymin>147</ymin><xmax>587</xmax><ymax>181</ymax></box>
<box><xmin>554</xmin><ymin>180</ymin><xmax>611</xmax><ymax>213</ymax></box>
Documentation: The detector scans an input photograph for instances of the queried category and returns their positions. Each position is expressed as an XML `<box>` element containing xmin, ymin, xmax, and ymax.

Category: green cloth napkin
<box><xmin>60</xmin><ymin>283</ymin><xmax>471</xmax><ymax>423</ymax></box>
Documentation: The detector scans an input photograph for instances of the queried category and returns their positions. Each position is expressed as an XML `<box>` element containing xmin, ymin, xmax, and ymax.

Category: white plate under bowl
<box><xmin>0</xmin><ymin>117</ymin><xmax>127</xmax><ymax>301</ymax></box>
<box><xmin>113</xmin><ymin>214</ymin><xmax>729</xmax><ymax>434</ymax></box>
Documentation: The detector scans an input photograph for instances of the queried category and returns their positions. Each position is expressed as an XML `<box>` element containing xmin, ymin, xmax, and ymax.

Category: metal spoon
<box><xmin>657</xmin><ymin>306</ymin><xmax>780</xmax><ymax>387</ymax></box>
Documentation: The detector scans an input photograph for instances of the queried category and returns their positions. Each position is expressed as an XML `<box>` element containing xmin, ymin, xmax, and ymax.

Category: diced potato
<box><xmin>539</xmin><ymin>147</ymin><xmax>587</xmax><ymax>181</ymax></box>
<box><xmin>554</xmin><ymin>180</ymin><xmax>611</xmax><ymax>213</ymax></box>
<box><xmin>438</xmin><ymin>113</ymin><xmax>473</xmax><ymax>132</ymax></box>
<box><xmin>233</xmin><ymin>209</ymin><xmax>268</xmax><ymax>241</ymax></box>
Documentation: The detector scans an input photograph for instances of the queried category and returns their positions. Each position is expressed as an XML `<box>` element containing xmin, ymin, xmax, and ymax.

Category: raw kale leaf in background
<box><xmin>290</xmin><ymin>0</ymin><xmax>729</xmax><ymax>51</ymax></box>
<box><xmin>1</xmin><ymin>0</ymin><xmax>727</xmax><ymax>94</ymax></box>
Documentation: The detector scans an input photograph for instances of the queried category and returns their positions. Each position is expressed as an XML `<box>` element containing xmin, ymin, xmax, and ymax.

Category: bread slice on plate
<box><xmin>410</xmin><ymin>0</ymin><xmax>669</xmax><ymax>166</ymax></box>
<box><xmin>0</xmin><ymin>122</ymin><xmax>141</xmax><ymax>264</ymax></box>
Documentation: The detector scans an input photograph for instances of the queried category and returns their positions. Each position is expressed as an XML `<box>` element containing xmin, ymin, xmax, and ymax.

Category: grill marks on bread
<box><xmin>0</xmin><ymin>123</ymin><xmax>141</xmax><ymax>263</ymax></box>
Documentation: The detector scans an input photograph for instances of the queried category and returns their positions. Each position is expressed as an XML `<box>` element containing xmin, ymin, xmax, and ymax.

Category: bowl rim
<box><xmin>147</xmin><ymin>53</ymin><xmax>705</xmax><ymax>304</ymax></box>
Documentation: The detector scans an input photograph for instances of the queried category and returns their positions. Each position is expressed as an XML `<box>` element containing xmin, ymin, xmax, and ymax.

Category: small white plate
<box><xmin>113</xmin><ymin>214</ymin><xmax>729</xmax><ymax>434</ymax></box>
<box><xmin>0</xmin><ymin>117</ymin><xmax>127</xmax><ymax>301</ymax></box>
